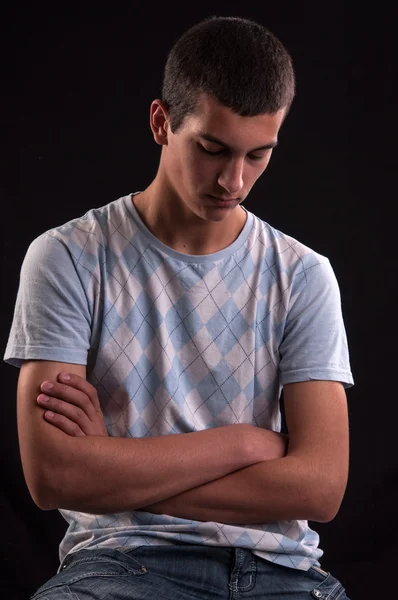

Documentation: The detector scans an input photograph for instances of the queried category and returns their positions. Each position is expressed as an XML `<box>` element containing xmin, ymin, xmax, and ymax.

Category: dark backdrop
<box><xmin>1</xmin><ymin>3</ymin><xmax>394</xmax><ymax>598</ymax></box>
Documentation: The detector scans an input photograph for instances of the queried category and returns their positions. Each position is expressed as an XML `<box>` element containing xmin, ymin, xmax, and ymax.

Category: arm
<box><xmin>140</xmin><ymin>380</ymin><xmax>350</xmax><ymax>523</ymax></box>
<box><xmin>18</xmin><ymin>360</ymin><xmax>275</xmax><ymax>513</ymax></box>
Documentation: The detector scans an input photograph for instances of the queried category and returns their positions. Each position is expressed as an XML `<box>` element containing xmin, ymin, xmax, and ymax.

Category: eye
<box><xmin>198</xmin><ymin>144</ymin><xmax>224</xmax><ymax>156</ymax></box>
<box><xmin>247</xmin><ymin>154</ymin><xmax>265</xmax><ymax>161</ymax></box>
<box><xmin>198</xmin><ymin>144</ymin><xmax>266</xmax><ymax>161</ymax></box>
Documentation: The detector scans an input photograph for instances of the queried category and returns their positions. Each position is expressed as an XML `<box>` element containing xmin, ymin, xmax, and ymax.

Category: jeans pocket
<box><xmin>65</xmin><ymin>549</ymin><xmax>149</xmax><ymax>577</ymax></box>
<box><xmin>308</xmin><ymin>566</ymin><xmax>348</xmax><ymax>600</ymax></box>
<box><xmin>30</xmin><ymin>584</ymin><xmax>79</xmax><ymax>600</ymax></box>
<box><xmin>31</xmin><ymin>550</ymin><xmax>150</xmax><ymax>598</ymax></box>
<box><xmin>311</xmin><ymin>565</ymin><xmax>330</xmax><ymax>577</ymax></box>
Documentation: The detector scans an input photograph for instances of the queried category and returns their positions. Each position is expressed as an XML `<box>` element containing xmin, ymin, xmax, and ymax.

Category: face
<box><xmin>157</xmin><ymin>93</ymin><xmax>286</xmax><ymax>222</ymax></box>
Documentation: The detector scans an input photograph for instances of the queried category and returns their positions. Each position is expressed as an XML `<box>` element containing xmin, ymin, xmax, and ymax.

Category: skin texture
<box><xmin>37</xmin><ymin>374</ymin><xmax>348</xmax><ymax>523</ymax></box>
<box><xmin>21</xmin><ymin>361</ymin><xmax>281</xmax><ymax>514</ymax></box>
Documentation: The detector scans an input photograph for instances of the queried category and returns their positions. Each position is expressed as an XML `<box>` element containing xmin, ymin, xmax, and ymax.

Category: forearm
<box><xmin>42</xmin><ymin>425</ymin><xmax>259</xmax><ymax>513</ymax></box>
<box><xmin>140</xmin><ymin>455</ymin><xmax>325</xmax><ymax>523</ymax></box>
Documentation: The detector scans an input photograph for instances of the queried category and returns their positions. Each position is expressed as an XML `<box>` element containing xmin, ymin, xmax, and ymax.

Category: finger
<box><xmin>40</xmin><ymin>380</ymin><xmax>97</xmax><ymax>421</ymax></box>
<box><xmin>43</xmin><ymin>410</ymin><xmax>85</xmax><ymax>437</ymax></box>
<box><xmin>56</xmin><ymin>373</ymin><xmax>102</xmax><ymax>413</ymax></box>
<box><xmin>37</xmin><ymin>394</ymin><xmax>93</xmax><ymax>434</ymax></box>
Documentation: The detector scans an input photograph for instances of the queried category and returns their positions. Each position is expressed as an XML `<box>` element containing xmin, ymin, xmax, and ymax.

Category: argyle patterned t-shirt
<box><xmin>4</xmin><ymin>192</ymin><xmax>354</xmax><ymax>572</ymax></box>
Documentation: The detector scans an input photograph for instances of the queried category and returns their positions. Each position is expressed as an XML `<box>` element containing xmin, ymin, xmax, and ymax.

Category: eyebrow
<box><xmin>198</xmin><ymin>132</ymin><xmax>278</xmax><ymax>152</ymax></box>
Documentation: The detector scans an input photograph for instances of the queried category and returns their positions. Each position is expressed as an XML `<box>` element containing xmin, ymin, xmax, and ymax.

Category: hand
<box><xmin>37</xmin><ymin>372</ymin><xmax>108</xmax><ymax>437</ymax></box>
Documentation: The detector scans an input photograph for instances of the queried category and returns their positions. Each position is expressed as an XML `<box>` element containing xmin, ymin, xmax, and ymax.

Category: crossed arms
<box><xmin>17</xmin><ymin>359</ymin><xmax>350</xmax><ymax>524</ymax></box>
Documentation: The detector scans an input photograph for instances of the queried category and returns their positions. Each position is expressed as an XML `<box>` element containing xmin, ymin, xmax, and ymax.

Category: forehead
<box><xmin>183</xmin><ymin>94</ymin><xmax>284</xmax><ymax>147</ymax></box>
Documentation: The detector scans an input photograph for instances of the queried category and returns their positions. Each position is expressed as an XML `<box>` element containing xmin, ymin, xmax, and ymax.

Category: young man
<box><xmin>4</xmin><ymin>16</ymin><xmax>353</xmax><ymax>599</ymax></box>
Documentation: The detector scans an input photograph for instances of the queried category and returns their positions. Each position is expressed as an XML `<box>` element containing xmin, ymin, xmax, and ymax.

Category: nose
<box><xmin>217</xmin><ymin>156</ymin><xmax>244</xmax><ymax>195</ymax></box>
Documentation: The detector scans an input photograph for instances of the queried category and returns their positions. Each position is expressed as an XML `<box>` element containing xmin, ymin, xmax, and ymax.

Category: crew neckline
<box><xmin>123</xmin><ymin>192</ymin><xmax>253</xmax><ymax>264</ymax></box>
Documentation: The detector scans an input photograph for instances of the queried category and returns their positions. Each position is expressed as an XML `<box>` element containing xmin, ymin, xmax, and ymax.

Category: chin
<box><xmin>200</xmin><ymin>206</ymin><xmax>238</xmax><ymax>222</ymax></box>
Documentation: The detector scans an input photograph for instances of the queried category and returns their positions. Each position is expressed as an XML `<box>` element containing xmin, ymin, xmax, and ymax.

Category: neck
<box><xmin>132</xmin><ymin>179</ymin><xmax>247</xmax><ymax>255</ymax></box>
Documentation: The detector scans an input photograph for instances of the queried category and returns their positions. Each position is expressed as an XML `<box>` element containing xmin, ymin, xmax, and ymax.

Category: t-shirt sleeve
<box><xmin>278</xmin><ymin>259</ymin><xmax>354</xmax><ymax>388</ymax></box>
<box><xmin>3</xmin><ymin>232</ymin><xmax>92</xmax><ymax>368</ymax></box>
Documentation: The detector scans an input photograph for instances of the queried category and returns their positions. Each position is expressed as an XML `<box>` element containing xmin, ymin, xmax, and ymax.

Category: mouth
<box><xmin>206</xmin><ymin>194</ymin><xmax>239</xmax><ymax>207</ymax></box>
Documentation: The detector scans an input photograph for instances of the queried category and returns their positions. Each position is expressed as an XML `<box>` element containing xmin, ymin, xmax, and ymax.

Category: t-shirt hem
<box><xmin>3</xmin><ymin>346</ymin><xmax>88</xmax><ymax>368</ymax></box>
<box><xmin>252</xmin><ymin>549</ymin><xmax>322</xmax><ymax>571</ymax></box>
<box><xmin>280</xmin><ymin>368</ymin><xmax>354</xmax><ymax>388</ymax></box>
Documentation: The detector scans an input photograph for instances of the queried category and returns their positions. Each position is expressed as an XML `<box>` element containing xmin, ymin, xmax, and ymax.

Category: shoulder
<box><xmin>26</xmin><ymin>194</ymin><xmax>133</xmax><ymax>266</ymax></box>
<box><xmin>249</xmin><ymin>211</ymin><xmax>331</xmax><ymax>283</ymax></box>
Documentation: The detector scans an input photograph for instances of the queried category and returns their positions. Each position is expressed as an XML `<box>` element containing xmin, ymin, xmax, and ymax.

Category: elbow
<box><xmin>309</xmin><ymin>482</ymin><xmax>347</xmax><ymax>523</ymax></box>
<box><xmin>29</xmin><ymin>480</ymin><xmax>58</xmax><ymax>511</ymax></box>
<box><xmin>24</xmin><ymin>464</ymin><xmax>64</xmax><ymax>511</ymax></box>
<box><xmin>20</xmin><ymin>435</ymin><xmax>78</xmax><ymax>511</ymax></box>
<box><xmin>311</xmin><ymin>504</ymin><xmax>340</xmax><ymax>523</ymax></box>
<box><xmin>33</xmin><ymin>495</ymin><xmax>57</xmax><ymax>511</ymax></box>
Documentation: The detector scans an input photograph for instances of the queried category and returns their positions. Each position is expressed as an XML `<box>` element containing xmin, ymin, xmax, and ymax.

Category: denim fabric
<box><xmin>30</xmin><ymin>545</ymin><xmax>350</xmax><ymax>599</ymax></box>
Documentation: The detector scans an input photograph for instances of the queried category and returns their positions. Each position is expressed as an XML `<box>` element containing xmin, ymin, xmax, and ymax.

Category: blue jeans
<box><xmin>30</xmin><ymin>545</ymin><xmax>350</xmax><ymax>599</ymax></box>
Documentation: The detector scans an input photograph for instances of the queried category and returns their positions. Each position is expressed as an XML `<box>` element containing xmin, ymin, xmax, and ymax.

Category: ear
<box><xmin>149</xmin><ymin>99</ymin><xmax>169</xmax><ymax>146</ymax></box>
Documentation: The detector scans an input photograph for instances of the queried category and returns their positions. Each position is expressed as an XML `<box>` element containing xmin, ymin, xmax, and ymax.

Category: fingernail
<box><xmin>38</xmin><ymin>395</ymin><xmax>49</xmax><ymax>402</ymax></box>
<box><xmin>59</xmin><ymin>373</ymin><xmax>70</xmax><ymax>381</ymax></box>
<box><xmin>46</xmin><ymin>411</ymin><xmax>54</xmax><ymax>418</ymax></box>
<box><xmin>42</xmin><ymin>382</ymin><xmax>53</xmax><ymax>391</ymax></box>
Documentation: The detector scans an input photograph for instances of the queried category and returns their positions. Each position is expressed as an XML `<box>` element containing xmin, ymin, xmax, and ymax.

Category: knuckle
<box><xmin>50</xmin><ymin>397</ymin><xmax>61</xmax><ymax>409</ymax></box>
<box><xmin>80</xmin><ymin>395</ymin><xmax>89</xmax><ymax>407</ymax></box>
<box><xmin>59</xmin><ymin>383</ymin><xmax>71</xmax><ymax>396</ymax></box>
<box><xmin>76</xmin><ymin>407</ymin><xmax>85</xmax><ymax>419</ymax></box>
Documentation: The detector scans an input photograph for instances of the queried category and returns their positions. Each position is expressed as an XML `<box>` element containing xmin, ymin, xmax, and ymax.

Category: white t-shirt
<box><xmin>4</xmin><ymin>192</ymin><xmax>354</xmax><ymax>572</ymax></box>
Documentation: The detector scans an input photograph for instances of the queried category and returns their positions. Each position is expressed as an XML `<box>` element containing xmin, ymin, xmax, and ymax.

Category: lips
<box><xmin>209</xmin><ymin>195</ymin><xmax>238</xmax><ymax>202</ymax></box>
<box><xmin>207</xmin><ymin>194</ymin><xmax>239</xmax><ymax>208</ymax></box>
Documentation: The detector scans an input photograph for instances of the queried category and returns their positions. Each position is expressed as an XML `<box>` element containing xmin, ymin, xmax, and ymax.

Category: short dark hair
<box><xmin>162</xmin><ymin>15</ymin><xmax>296</xmax><ymax>134</ymax></box>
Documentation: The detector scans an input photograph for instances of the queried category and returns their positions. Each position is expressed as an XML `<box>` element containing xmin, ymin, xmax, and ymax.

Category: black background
<box><xmin>1</xmin><ymin>3</ymin><xmax>395</xmax><ymax>598</ymax></box>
